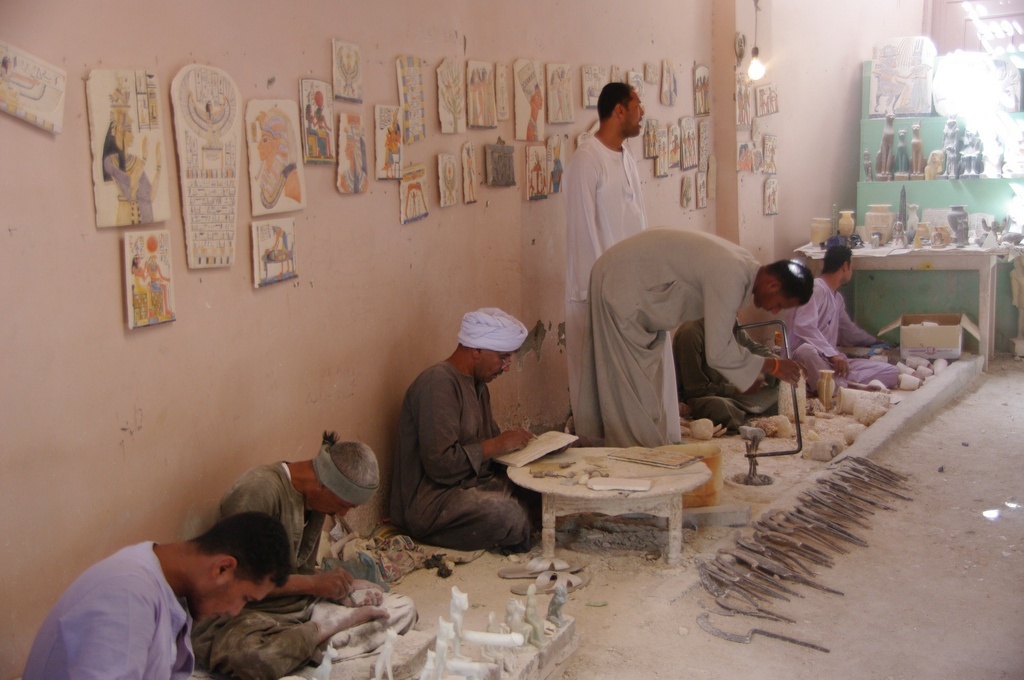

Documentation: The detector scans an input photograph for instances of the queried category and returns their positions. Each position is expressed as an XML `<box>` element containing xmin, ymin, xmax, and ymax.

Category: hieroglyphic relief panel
<box><xmin>581</xmin><ymin>65</ymin><xmax>608</xmax><ymax>109</ymax></box>
<box><xmin>397</xmin><ymin>55</ymin><xmax>426</xmax><ymax>144</ymax></box>
<box><xmin>400</xmin><ymin>163</ymin><xmax>429</xmax><ymax>224</ymax></box>
<box><xmin>332</xmin><ymin>39</ymin><xmax>362</xmax><ymax>103</ymax></box>
<box><xmin>486</xmin><ymin>141</ymin><xmax>516</xmax><ymax>186</ymax></box>
<box><xmin>680</xmin><ymin>116</ymin><xmax>698</xmax><ymax>170</ymax></box>
<box><xmin>661</xmin><ymin>60</ymin><xmax>678</xmax><ymax>106</ymax></box>
<box><xmin>375</xmin><ymin>105</ymin><xmax>402</xmax><ymax>180</ymax></box>
<box><xmin>526</xmin><ymin>143</ymin><xmax>548</xmax><ymax>200</ymax></box>
<box><xmin>513</xmin><ymin>59</ymin><xmax>545</xmax><ymax>142</ymax></box>
<box><xmin>546</xmin><ymin>63</ymin><xmax>574</xmax><ymax>124</ymax></box>
<box><xmin>0</xmin><ymin>40</ymin><xmax>66</xmax><ymax>133</ymax></box>
<box><xmin>86</xmin><ymin>69</ymin><xmax>170</xmax><ymax>227</ymax></box>
<box><xmin>124</xmin><ymin>229</ymin><xmax>176</xmax><ymax>329</ymax></box>
<box><xmin>494</xmin><ymin>63</ymin><xmax>510</xmax><ymax>121</ymax></box>
<box><xmin>438</xmin><ymin>153</ymin><xmax>458</xmax><ymax>207</ymax></box>
<box><xmin>245</xmin><ymin>99</ymin><xmax>306</xmax><ymax>216</ymax></box>
<box><xmin>337</xmin><ymin>112</ymin><xmax>368</xmax><ymax>194</ymax></box>
<box><xmin>437</xmin><ymin>57</ymin><xmax>466</xmax><ymax>134</ymax></box>
<box><xmin>462</xmin><ymin>141</ymin><xmax>478</xmax><ymax>204</ymax></box>
<box><xmin>467</xmin><ymin>61</ymin><xmax>497</xmax><ymax>129</ymax></box>
<box><xmin>299</xmin><ymin>79</ymin><xmax>335</xmax><ymax>164</ymax></box>
<box><xmin>252</xmin><ymin>217</ymin><xmax>297</xmax><ymax>288</ymax></box>
<box><xmin>171</xmin><ymin>63</ymin><xmax>242</xmax><ymax>268</ymax></box>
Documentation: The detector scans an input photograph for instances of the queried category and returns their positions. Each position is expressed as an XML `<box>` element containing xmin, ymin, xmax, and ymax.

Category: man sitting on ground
<box><xmin>192</xmin><ymin>432</ymin><xmax>417</xmax><ymax>680</ymax></box>
<box><xmin>23</xmin><ymin>511</ymin><xmax>291</xmax><ymax>680</ymax></box>
<box><xmin>391</xmin><ymin>307</ymin><xmax>536</xmax><ymax>553</ymax></box>
<box><xmin>673</xmin><ymin>318</ymin><xmax>779</xmax><ymax>433</ymax></box>
<box><xmin>790</xmin><ymin>244</ymin><xmax>899</xmax><ymax>395</ymax></box>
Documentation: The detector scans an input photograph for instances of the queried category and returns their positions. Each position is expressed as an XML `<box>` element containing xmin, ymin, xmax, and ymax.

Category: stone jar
<box><xmin>810</xmin><ymin>217</ymin><xmax>832</xmax><ymax>246</ymax></box>
<box><xmin>865</xmin><ymin>204</ymin><xmax>894</xmax><ymax>244</ymax></box>
<box><xmin>947</xmin><ymin>205</ymin><xmax>969</xmax><ymax>246</ymax></box>
<box><xmin>838</xmin><ymin>211</ymin><xmax>855</xmax><ymax>238</ymax></box>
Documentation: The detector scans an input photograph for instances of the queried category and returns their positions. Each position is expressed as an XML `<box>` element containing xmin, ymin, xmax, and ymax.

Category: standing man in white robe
<box><xmin>576</xmin><ymin>229</ymin><xmax>813</xmax><ymax>448</ymax></box>
<box><xmin>565</xmin><ymin>82</ymin><xmax>681</xmax><ymax>441</ymax></box>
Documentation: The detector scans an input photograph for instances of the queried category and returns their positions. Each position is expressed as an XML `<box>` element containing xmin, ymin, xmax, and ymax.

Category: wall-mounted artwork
<box><xmin>546</xmin><ymin>63</ymin><xmax>574</xmax><ymax>124</ymax></box>
<box><xmin>438</xmin><ymin>153</ymin><xmax>459</xmax><ymax>207</ymax></box>
<box><xmin>252</xmin><ymin>217</ymin><xmax>296</xmax><ymax>288</ymax></box>
<box><xmin>437</xmin><ymin>57</ymin><xmax>466</xmax><ymax>134</ymax></box>
<box><xmin>513</xmin><ymin>59</ymin><xmax>545</xmax><ymax>141</ymax></box>
<box><xmin>299</xmin><ymin>79</ymin><xmax>335</xmax><ymax>164</ymax></box>
<box><xmin>869</xmin><ymin>36</ymin><xmax>936</xmax><ymax>118</ymax></box>
<box><xmin>643</xmin><ymin>118</ymin><xmax>659</xmax><ymax>159</ymax></box>
<box><xmin>246</xmin><ymin>100</ymin><xmax>306</xmax><ymax>216</ymax></box>
<box><xmin>763</xmin><ymin>177</ymin><xmax>779</xmax><ymax>215</ymax></box>
<box><xmin>332</xmin><ymin>39</ymin><xmax>362</xmax><ymax>103</ymax></box>
<box><xmin>125</xmin><ymin>229</ymin><xmax>175</xmax><ymax>329</ymax></box>
<box><xmin>466</xmin><ymin>60</ymin><xmax>497</xmax><ymax>129</ymax></box>
<box><xmin>462</xmin><ymin>141</ymin><xmax>478</xmax><ymax>204</ymax></box>
<box><xmin>582</xmin><ymin>65</ymin><xmax>608</xmax><ymax>109</ymax></box>
<box><xmin>751</xmin><ymin>146</ymin><xmax>763</xmax><ymax>173</ymax></box>
<box><xmin>680</xmin><ymin>116</ymin><xmax>697</xmax><ymax>170</ymax></box>
<box><xmin>755</xmin><ymin>83</ymin><xmax>779</xmax><ymax>117</ymax></box>
<box><xmin>932</xmin><ymin>51</ymin><xmax>1021</xmax><ymax>116</ymax></box>
<box><xmin>610</xmin><ymin>65</ymin><xmax>623</xmax><ymax>85</ymax></box>
<box><xmin>397</xmin><ymin>55</ymin><xmax>426</xmax><ymax>144</ymax></box>
<box><xmin>485</xmin><ymin>140</ymin><xmax>516</xmax><ymax>186</ymax></box>
<box><xmin>374</xmin><ymin>105</ymin><xmax>402</xmax><ymax>180</ymax></box>
<box><xmin>0</xmin><ymin>40</ymin><xmax>66</xmax><ymax>133</ymax></box>
<box><xmin>627</xmin><ymin>71</ymin><xmax>644</xmax><ymax>98</ymax></box>
<box><xmin>526</xmin><ymin>144</ymin><xmax>549</xmax><ymax>200</ymax></box>
<box><xmin>494</xmin><ymin>63</ymin><xmax>510</xmax><ymax>121</ymax></box>
<box><xmin>735</xmin><ymin>73</ymin><xmax>752</xmax><ymax>129</ymax></box>
<box><xmin>170</xmin><ymin>63</ymin><xmax>242</xmax><ymax>268</ymax></box>
<box><xmin>698</xmin><ymin>119</ymin><xmax>711</xmax><ymax>172</ymax></box>
<box><xmin>708</xmin><ymin>156</ymin><xmax>717</xmax><ymax>200</ymax></box>
<box><xmin>693</xmin><ymin>64</ymin><xmax>710</xmax><ymax>117</ymax></box>
<box><xmin>654</xmin><ymin>127</ymin><xmax>669</xmax><ymax>178</ymax></box>
<box><xmin>86</xmin><ymin>69</ymin><xmax>170</xmax><ymax>228</ymax></box>
<box><xmin>337</xmin><ymin>112</ymin><xmax>368</xmax><ymax>194</ymax></box>
<box><xmin>762</xmin><ymin>134</ymin><xmax>778</xmax><ymax>174</ymax></box>
<box><xmin>400</xmin><ymin>163</ymin><xmax>429</xmax><ymax>224</ymax></box>
<box><xmin>668</xmin><ymin>124</ymin><xmax>681</xmax><ymax>169</ymax></box>
<box><xmin>696</xmin><ymin>171</ymin><xmax>707</xmax><ymax>209</ymax></box>
<box><xmin>644</xmin><ymin>63</ymin><xmax>659</xmax><ymax>84</ymax></box>
<box><xmin>681</xmin><ymin>174</ymin><xmax>693</xmax><ymax>208</ymax></box>
<box><xmin>547</xmin><ymin>134</ymin><xmax>565</xmax><ymax>194</ymax></box>
<box><xmin>737</xmin><ymin>141</ymin><xmax>754</xmax><ymax>172</ymax></box>
<box><xmin>661</xmin><ymin>60</ymin><xmax>678</xmax><ymax>106</ymax></box>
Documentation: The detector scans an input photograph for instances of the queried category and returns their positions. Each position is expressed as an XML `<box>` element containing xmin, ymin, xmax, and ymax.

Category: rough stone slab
<box><xmin>330</xmin><ymin>628</ymin><xmax>434</xmax><ymax>680</ymax></box>
<box><xmin>682</xmin><ymin>503</ymin><xmax>751</xmax><ymax>528</ymax></box>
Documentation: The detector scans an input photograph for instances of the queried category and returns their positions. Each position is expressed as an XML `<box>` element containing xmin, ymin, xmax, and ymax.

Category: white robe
<box><xmin>577</xmin><ymin>229</ymin><xmax>766</xmax><ymax>448</ymax></box>
<box><xmin>564</xmin><ymin>138</ymin><xmax>679</xmax><ymax>440</ymax></box>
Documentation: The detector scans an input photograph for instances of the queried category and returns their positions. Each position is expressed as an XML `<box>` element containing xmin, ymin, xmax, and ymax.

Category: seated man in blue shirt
<box><xmin>23</xmin><ymin>511</ymin><xmax>291</xmax><ymax>680</ymax></box>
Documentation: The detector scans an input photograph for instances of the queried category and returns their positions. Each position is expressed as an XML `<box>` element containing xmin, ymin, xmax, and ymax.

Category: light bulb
<box><xmin>748</xmin><ymin>47</ymin><xmax>766</xmax><ymax>81</ymax></box>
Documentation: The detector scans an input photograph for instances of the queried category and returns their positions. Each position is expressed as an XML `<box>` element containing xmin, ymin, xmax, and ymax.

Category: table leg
<box><xmin>667</xmin><ymin>495</ymin><xmax>683</xmax><ymax>566</ymax></box>
<box><xmin>541</xmin><ymin>493</ymin><xmax>556</xmax><ymax>558</ymax></box>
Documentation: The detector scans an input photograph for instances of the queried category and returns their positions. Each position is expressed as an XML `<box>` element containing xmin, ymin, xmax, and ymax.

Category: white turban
<box><xmin>458</xmin><ymin>308</ymin><xmax>528</xmax><ymax>352</ymax></box>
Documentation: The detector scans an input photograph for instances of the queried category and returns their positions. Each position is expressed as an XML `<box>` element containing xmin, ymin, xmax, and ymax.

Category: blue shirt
<box><xmin>23</xmin><ymin>542</ymin><xmax>193</xmax><ymax>680</ymax></box>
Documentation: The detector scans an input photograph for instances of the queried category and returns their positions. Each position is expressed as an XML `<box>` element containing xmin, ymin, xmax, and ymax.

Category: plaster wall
<box><xmin>0</xmin><ymin>1</ymin><xmax>719</xmax><ymax>674</ymax></box>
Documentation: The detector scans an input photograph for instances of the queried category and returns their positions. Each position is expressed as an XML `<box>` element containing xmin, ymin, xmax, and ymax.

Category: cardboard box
<box><xmin>878</xmin><ymin>313</ymin><xmax>981</xmax><ymax>360</ymax></box>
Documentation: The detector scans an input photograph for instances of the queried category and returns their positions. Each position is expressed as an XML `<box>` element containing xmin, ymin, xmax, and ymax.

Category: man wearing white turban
<box><xmin>390</xmin><ymin>308</ymin><xmax>536</xmax><ymax>552</ymax></box>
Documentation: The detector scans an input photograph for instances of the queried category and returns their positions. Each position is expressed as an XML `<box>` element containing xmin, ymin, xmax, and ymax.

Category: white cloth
<box><xmin>577</xmin><ymin>229</ymin><xmax>766</xmax><ymax>448</ymax></box>
<box><xmin>564</xmin><ymin>137</ymin><xmax>669</xmax><ymax>436</ymax></box>
<box><xmin>458</xmin><ymin>308</ymin><xmax>527</xmax><ymax>352</ymax></box>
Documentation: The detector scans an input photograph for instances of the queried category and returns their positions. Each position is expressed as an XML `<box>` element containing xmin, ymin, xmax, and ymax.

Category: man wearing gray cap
<box><xmin>391</xmin><ymin>308</ymin><xmax>536</xmax><ymax>552</ymax></box>
<box><xmin>191</xmin><ymin>433</ymin><xmax>417</xmax><ymax>680</ymax></box>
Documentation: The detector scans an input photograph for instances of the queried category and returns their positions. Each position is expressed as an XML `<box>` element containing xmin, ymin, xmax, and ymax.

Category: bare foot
<box><xmin>339</xmin><ymin>579</ymin><xmax>384</xmax><ymax>607</ymax></box>
<box><xmin>311</xmin><ymin>603</ymin><xmax>390</xmax><ymax>643</ymax></box>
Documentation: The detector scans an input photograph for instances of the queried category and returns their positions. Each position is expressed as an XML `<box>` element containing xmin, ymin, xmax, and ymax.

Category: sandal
<box><xmin>510</xmin><ymin>570</ymin><xmax>591</xmax><ymax>595</ymax></box>
<box><xmin>497</xmin><ymin>556</ymin><xmax>584</xmax><ymax>579</ymax></box>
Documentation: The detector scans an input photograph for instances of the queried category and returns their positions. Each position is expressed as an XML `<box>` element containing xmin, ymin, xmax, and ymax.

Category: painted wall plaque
<box><xmin>467</xmin><ymin>60</ymin><xmax>497</xmax><ymax>129</ymax></box>
<box><xmin>337</xmin><ymin>112</ymin><xmax>368</xmax><ymax>194</ymax></box>
<box><xmin>494</xmin><ymin>63</ymin><xmax>510</xmax><ymax>121</ymax></box>
<box><xmin>462</xmin><ymin>141</ymin><xmax>478</xmax><ymax>204</ymax></box>
<box><xmin>246</xmin><ymin>99</ymin><xmax>306</xmax><ymax>216</ymax></box>
<box><xmin>124</xmin><ymin>229</ymin><xmax>175</xmax><ymax>328</ymax></box>
<box><xmin>400</xmin><ymin>163</ymin><xmax>429</xmax><ymax>224</ymax></box>
<box><xmin>397</xmin><ymin>55</ymin><xmax>426</xmax><ymax>144</ymax></box>
<box><xmin>680</xmin><ymin>116</ymin><xmax>697</xmax><ymax>170</ymax></box>
<box><xmin>546</xmin><ymin>63</ymin><xmax>574</xmax><ymax>124</ymax></box>
<box><xmin>513</xmin><ymin>59</ymin><xmax>545</xmax><ymax>141</ymax></box>
<box><xmin>332</xmin><ymin>39</ymin><xmax>362</xmax><ymax>103</ymax></box>
<box><xmin>526</xmin><ymin>143</ymin><xmax>549</xmax><ymax>200</ymax></box>
<box><xmin>375</xmin><ymin>105</ymin><xmax>402</xmax><ymax>180</ymax></box>
<box><xmin>693</xmin><ymin>64</ymin><xmax>710</xmax><ymax>117</ymax></box>
<box><xmin>437</xmin><ymin>57</ymin><xmax>466</xmax><ymax>134</ymax></box>
<box><xmin>668</xmin><ymin>124</ymin><xmax>681</xmax><ymax>169</ymax></box>
<box><xmin>869</xmin><ymin>36</ymin><xmax>936</xmax><ymax>118</ymax></box>
<box><xmin>485</xmin><ymin>141</ymin><xmax>516</xmax><ymax>186</ymax></box>
<box><xmin>299</xmin><ymin>79</ymin><xmax>335</xmax><ymax>164</ymax></box>
<box><xmin>86</xmin><ymin>69</ymin><xmax>170</xmax><ymax>227</ymax></box>
<box><xmin>547</xmin><ymin>134</ymin><xmax>565</xmax><ymax>194</ymax></box>
<box><xmin>170</xmin><ymin>63</ymin><xmax>242</xmax><ymax>268</ymax></box>
<box><xmin>438</xmin><ymin>152</ymin><xmax>458</xmax><ymax>207</ymax></box>
<box><xmin>0</xmin><ymin>40</ymin><xmax>66</xmax><ymax>133</ymax></box>
<box><xmin>661</xmin><ymin>60</ymin><xmax>678</xmax><ymax>106</ymax></box>
<box><xmin>582</xmin><ymin>65</ymin><xmax>608</xmax><ymax>109</ymax></box>
<box><xmin>252</xmin><ymin>217</ymin><xmax>297</xmax><ymax>288</ymax></box>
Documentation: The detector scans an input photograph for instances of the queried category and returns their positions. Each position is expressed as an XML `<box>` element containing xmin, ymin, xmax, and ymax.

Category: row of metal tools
<box><xmin>695</xmin><ymin>456</ymin><xmax>912</xmax><ymax>653</ymax></box>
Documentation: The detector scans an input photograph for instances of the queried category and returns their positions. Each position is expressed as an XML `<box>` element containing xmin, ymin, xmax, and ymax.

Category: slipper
<box><xmin>511</xmin><ymin>570</ymin><xmax>591</xmax><ymax>595</ymax></box>
<box><xmin>497</xmin><ymin>556</ymin><xmax>584</xmax><ymax>579</ymax></box>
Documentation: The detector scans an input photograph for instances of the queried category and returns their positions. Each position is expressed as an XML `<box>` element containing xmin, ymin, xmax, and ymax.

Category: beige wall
<box><xmin>0</xmin><ymin>1</ymin><xmax>923</xmax><ymax>675</ymax></box>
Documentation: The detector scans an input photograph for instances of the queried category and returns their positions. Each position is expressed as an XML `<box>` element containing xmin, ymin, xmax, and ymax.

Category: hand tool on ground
<box><xmin>697</xmin><ymin>613</ymin><xmax>830</xmax><ymax>653</ymax></box>
<box><xmin>706</xmin><ymin>557</ymin><xmax>791</xmax><ymax>602</ymax></box>
<box><xmin>764</xmin><ymin>511</ymin><xmax>850</xmax><ymax>554</ymax></box>
<box><xmin>835</xmin><ymin>468</ymin><xmax>913</xmax><ymax>500</ymax></box>
<box><xmin>737</xmin><ymin>536</ymin><xmax>817</xmax><ymax>577</ymax></box>
<box><xmin>799</xmin><ymin>491</ymin><xmax>872</xmax><ymax>528</ymax></box>
<box><xmin>752</xmin><ymin>529</ymin><xmax>835</xmax><ymax>566</ymax></box>
<box><xmin>716</xmin><ymin>553</ymin><xmax>805</xmax><ymax>598</ymax></box>
<box><xmin>790</xmin><ymin>507</ymin><xmax>869</xmax><ymax>547</ymax></box>
<box><xmin>720</xmin><ymin>547</ymin><xmax>844</xmax><ymax>596</ymax></box>
<box><xmin>819</xmin><ymin>478</ymin><xmax>895</xmax><ymax>511</ymax></box>
<box><xmin>842</xmin><ymin>456</ymin><xmax>909</xmax><ymax>484</ymax></box>
<box><xmin>807</xmin><ymin>485</ymin><xmax>876</xmax><ymax>519</ymax></box>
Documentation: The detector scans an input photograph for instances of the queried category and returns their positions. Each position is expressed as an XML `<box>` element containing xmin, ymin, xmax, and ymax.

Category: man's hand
<box><xmin>773</xmin><ymin>357</ymin><xmax>804</xmax><ymax>386</ymax></box>
<box><xmin>309</xmin><ymin>568</ymin><xmax>356</xmax><ymax>601</ymax></box>
<box><xmin>828</xmin><ymin>354</ymin><xmax>850</xmax><ymax>378</ymax></box>
<box><xmin>340</xmin><ymin>579</ymin><xmax>385</xmax><ymax>607</ymax></box>
<box><xmin>482</xmin><ymin>428</ymin><xmax>535</xmax><ymax>458</ymax></box>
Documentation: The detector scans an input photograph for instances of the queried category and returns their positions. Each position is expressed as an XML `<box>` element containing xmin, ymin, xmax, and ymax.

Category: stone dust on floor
<box><xmin>394</xmin><ymin>358</ymin><xmax>1024</xmax><ymax>680</ymax></box>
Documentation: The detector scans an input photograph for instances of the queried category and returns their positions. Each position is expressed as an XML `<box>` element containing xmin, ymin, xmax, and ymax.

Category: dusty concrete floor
<box><xmin>396</xmin><ymin>357</ymin><xmax>1024</xmax><ymax>679</ymax></box>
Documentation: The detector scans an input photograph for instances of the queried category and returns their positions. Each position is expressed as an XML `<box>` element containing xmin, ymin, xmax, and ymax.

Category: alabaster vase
<box><xmin>838</xmin><ymin>211</ymin><xmax>855</xmax><ymax>238</ymax></box>
<box><xmin>865</xmin><ymin>204</ymin><xmax>894</xmax><ymax>244</ymax></box>
<box><xmin>810</xmin><ymin>217</ymin><xmax>832</xmax><ymax>246</ymax></box>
